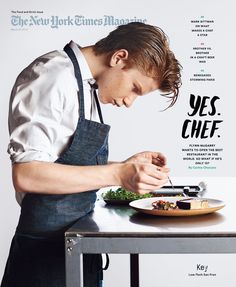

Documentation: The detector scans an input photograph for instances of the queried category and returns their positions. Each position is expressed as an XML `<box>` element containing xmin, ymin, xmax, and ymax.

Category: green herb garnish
<box><xmin>102</xmin><ymin>187</ymin><xmax>152</xmax><ymax>201</ymax></box>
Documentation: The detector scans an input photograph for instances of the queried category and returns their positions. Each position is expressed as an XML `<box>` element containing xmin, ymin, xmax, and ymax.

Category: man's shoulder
<box><xmin>29</xmin><ymin>49</ymin><xmax>71</xmax><ymax>76</ymax></box>
<box><xmin>15</xmin><ymin>49</ymin><xmax>73</xmax><ymax>87</ymax></box>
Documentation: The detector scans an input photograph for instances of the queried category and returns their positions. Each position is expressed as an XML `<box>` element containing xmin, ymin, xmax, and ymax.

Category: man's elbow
<box><xmin>12</xmin><ymin>163</ymin><xmax>34</xmax><ymax>193</ymax></box>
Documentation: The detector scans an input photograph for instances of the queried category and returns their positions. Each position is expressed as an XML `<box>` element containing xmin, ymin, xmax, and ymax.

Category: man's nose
<box><xmin>123</xmin><ymin>95</ymin><xmax>137</xmax><ymax>108</ymax></box>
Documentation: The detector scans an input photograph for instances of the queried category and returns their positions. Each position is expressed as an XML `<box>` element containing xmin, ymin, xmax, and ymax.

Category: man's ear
<box><xmin>109</xmin><ymin>49</ymin><xmax>129</xmax><ymax>68</ymax></box>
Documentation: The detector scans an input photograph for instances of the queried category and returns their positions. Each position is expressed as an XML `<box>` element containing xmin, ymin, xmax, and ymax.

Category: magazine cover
<box><xmin>0</xmin><ymin>0</ymin><xmax>235</xmax><ymax>286</ymax></box>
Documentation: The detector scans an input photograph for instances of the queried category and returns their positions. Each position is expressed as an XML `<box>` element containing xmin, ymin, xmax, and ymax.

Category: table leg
<box><xmin>65</xmin><ymin>244</ymin><xmax>84</xmax><ymax>287</ymax></box>
<box><xmin>130</xmin><ymin>254</ymin><xmax>139</xmax><ymax>287</ymax></box>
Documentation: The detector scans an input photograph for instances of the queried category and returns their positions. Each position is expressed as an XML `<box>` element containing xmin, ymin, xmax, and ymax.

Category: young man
<box><xmin>1</xmin><ymin>22</ymin><xmax>181</xmax><ymax>287</ymax></box>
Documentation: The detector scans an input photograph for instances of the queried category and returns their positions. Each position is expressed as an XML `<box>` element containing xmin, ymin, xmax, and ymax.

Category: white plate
<box><xmin>129</xmin><ymin>197</ymin><xmax>225</xmax><ymax>216</ymax></box>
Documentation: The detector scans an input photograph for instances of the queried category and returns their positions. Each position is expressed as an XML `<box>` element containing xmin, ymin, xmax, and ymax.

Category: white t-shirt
<box><xmin>7</xmin><ymin>41</ymin><xmax>100</xmax><ymax>204</ymax></box>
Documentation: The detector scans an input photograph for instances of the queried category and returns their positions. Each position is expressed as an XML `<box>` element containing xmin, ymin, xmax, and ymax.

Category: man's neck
<box><xmin>80</xmin><ymin>46</ymin><xmax>107</xmax><ymax>81</ymax></box>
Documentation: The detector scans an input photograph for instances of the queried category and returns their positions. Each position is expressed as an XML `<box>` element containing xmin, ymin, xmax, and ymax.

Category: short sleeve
<box><xmin>7</xmin><ymin>51</ymin><xmax>75</xmax><ymax>163</ymax></box>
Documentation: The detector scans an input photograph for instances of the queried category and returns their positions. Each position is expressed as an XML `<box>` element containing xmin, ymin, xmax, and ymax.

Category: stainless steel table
<box><xmin>65</xmin><ymin>190</ymin><xmax>236</xmax><ymax>287</ymax></box>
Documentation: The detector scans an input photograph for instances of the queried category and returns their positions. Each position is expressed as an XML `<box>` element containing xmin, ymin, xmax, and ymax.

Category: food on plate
<box><xmin>176</xmin><ymin>198</ymin><xmax>209</xmax><ymax>210</ymax></box>
<box><xmin>152</xmin><ymin>198</ymin><xmax>209</xmax><ymax>211</ymax></box>
<box><xmin>152</xmin><ymin>199</ymin><xmax>177</xmax><ymax>210</ymax></box>
<box><xmin>102</xmin><ymin>188</ymin><xmax>153</xmax><ymax>201</ymax></box>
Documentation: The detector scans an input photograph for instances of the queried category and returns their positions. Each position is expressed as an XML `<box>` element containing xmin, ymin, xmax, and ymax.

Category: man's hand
<box><xmin>124</xmin><ymin>151</ymin><xmax>167</xmax><ymax>168</ymax></box>
<box><xmin>116</xmin><ymin>151</ymin><xmax>169</xmax><ymax>194</ymax></box>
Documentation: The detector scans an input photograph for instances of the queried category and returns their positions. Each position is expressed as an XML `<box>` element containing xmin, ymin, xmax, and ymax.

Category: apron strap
<box><xmin>64</xmin><ymin>44</ymin><xmax>85</xmax><ymax>121</ymax></box>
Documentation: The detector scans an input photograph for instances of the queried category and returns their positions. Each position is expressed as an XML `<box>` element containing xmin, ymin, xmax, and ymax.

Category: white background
<box><xmin>0</xmin><ymin>0</ymin><xmax>236</xmax><ymax>286</ymax></box>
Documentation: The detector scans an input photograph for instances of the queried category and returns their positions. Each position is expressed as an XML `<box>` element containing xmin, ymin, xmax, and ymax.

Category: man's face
<box><xmin>96</xmin><ymin>50</ymin><xmax>159</xmax><ymax>107</ymax></box>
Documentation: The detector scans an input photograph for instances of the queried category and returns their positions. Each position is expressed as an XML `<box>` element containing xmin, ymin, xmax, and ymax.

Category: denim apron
<box><xmin>1</xmin><ymin>44</ymin><xmax>110</xmax><ymax>287</ymax></box>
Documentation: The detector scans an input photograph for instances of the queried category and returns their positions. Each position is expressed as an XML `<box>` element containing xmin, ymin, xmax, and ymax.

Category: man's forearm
<box><xmin>13</xmin><ymin>161</ymin><xmax>122</xmax><ymax>195</ymax></box>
